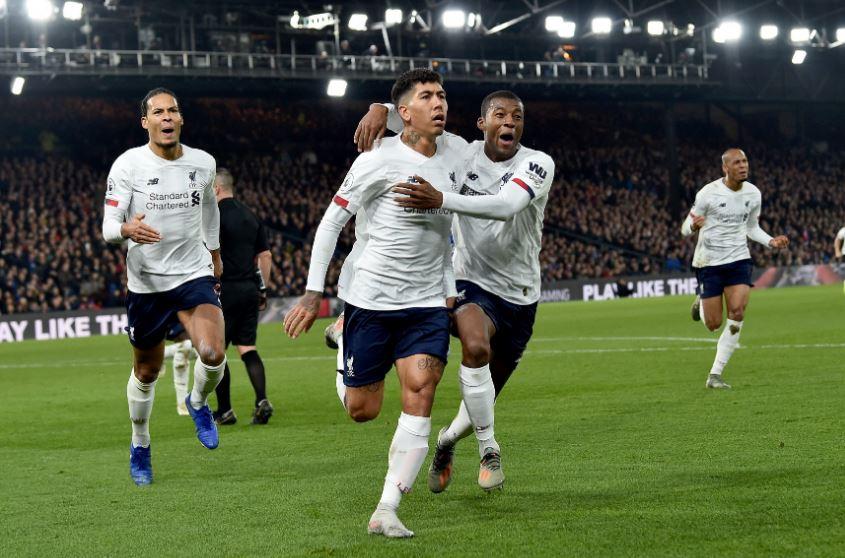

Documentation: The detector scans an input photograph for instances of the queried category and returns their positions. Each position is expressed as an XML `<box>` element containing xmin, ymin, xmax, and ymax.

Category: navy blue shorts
<box><xmin>695</xmin><ymin>259</ymin><xmax>753</xmax><ymax>299</ymax></box>
<box><xmin>165</xmin><ymin>323</ymin><xmax>187</xmax><ymax>341</ymax></box>
<box><xmin>125</xmin><ymin>276</ymin><xmax>221</xmax><ymax>349</ymax></box>
<box><xmin>341</xmin><ymin>302</ymin><xmax>450</xmax><ymax>387</ymax></box>
<box><xmin>454</xmin><ymin>280</ymin><xmax>538</xmax><ymax>372</ymax></box>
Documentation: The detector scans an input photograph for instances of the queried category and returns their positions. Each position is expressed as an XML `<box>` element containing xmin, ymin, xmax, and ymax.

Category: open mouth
<box><xmin>432</xmin><ymin>114</ymin><xmax>445</xmax><ymax>125</ymax></box>
<box><xmin>161</xmin><ymin>127</ymin><xmax>175</xmax><ymax>136</ymax></box>
<box><xmin>498</xmin><ymin>132</ymin><xmax>515</xmax><ymax>147</ymax></box>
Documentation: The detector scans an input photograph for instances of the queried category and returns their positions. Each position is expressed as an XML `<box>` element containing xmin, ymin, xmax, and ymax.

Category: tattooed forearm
<box><xmin>402</xmin><ymin>130</ymin><xmax>421</xmax><ymax>146</ymax></box>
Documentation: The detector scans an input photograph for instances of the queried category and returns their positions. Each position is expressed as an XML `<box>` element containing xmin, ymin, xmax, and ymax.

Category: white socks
<box><xmin>190</xmin><ymin>356</ymin><xmax>226</xmax><ymax>409</ymax></box>
<box><xmin>458</xmin><ymin>364</ymin><xmax>499</xmax><ymax>457</ymax></box>
<box><xmin>379</xmin><ymin>413</ymin><xmax>431</xmax><ymax>512</ymax></box>
<box><xmin>441</xmin><ymin>402</ymin><xmax>474</xmax><ymax>447</ymax></box>
<box><xmin>172</xmin><ymin>342</ymin><xmax>191</xmax><ymax>404</ymax></box>
<box><xmin>335</xmin><ymin>337</ymin><xmax>347</xmax><ymax>410</ymax></box>
<box><xmin>711</xmin><ymin>319</ymin><xmax>743</xmax><ymax>376</ymax></box>
<box><xmin>127</xmin><ymin>370</ymin><xmax>156</xmax><ymax>448</ymax></box>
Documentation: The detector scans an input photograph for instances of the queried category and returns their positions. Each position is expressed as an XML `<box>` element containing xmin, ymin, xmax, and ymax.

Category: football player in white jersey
<box><xmin>833</xmin><ymin>226</ymin><xmax>845</xmax><ymax>293</ymax></box>
<box><xmin>101</xmin><ymin>88</ymin><xmax>227</xmax><ymax>486</ymax></box>
<box><xmin>284</xmin><ymin>69</ymin><xmax>465</xmax><ymax>539</ymax></box>
<box><xmin>354</xmin><ymin>90</ymin><xmax>554</xmax><ymax>493</ymax></box>
<box><xmin>681</xmin><ymin>148</ymin><xmax>788</xmax><ymax>389</ymax></box>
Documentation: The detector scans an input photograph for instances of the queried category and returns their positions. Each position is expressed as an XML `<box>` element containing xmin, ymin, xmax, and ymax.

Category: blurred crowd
<box><xmin>1</xmin><ymin>97</ymin><xmax>842</xmax><ymax>314</ymax></box>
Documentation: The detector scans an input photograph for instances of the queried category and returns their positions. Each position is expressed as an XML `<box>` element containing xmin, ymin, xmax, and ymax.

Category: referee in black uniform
<box><xmin>213</xmin><ymin>168</ymin><xmax>274</xmax><ymax>425</ymax></box>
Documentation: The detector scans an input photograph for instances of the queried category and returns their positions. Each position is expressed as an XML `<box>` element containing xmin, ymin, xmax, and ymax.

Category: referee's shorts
<box><xmin>220</xmin><ymin>280</ymin><xmax>260</xmax><ymax>346</ymax></box>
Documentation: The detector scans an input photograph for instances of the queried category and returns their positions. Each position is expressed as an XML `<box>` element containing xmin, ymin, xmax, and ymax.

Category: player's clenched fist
<box><xmin>121</xmin><ymin>213</ymin><xmax>162</xmax><ymax>244</ymax></box>
<box><xmin>769</xmin><ymin>235</ymin><xmax>789</xmax><ymax>249</ymax></box>
<box><xmin>284</xmin><ymin>290</ymin><xmax>322</xmax><ymax>339</ymax></box>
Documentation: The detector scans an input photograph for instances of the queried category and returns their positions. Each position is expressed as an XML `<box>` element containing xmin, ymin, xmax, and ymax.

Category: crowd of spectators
<box><xmin>1</xmin><ymin>97</ymin><xmax>842</xmax><ymax>315</ymax></box>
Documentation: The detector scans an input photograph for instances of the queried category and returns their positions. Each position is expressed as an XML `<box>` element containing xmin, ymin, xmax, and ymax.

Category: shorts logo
<box><xmin>456</xmin><ymin>289</ymin><xmax>466</xmax><ymax>303</ymax></box>
<box><xmin>346</xmin><ymin>355</ymin><xmax>355</xmax><ymax>377</ymax></box>
<box><xmin>128</xmin><ymin>327</ymin><xmax>135</xmax><ymax>341</ymax></box>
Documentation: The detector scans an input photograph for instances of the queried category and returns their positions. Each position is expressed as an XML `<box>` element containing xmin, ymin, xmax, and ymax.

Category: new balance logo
<box><xmin>147</xmin><ymin>178</ymin><xmax>159</xmax><ymax>185</ymax></box>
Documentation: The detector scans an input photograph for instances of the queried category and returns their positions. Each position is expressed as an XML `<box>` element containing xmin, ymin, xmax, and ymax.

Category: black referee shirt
<box><xmin>218</xmin><ymin>198</ymin><xmax>270</xmax><ymax>282</ymax></box>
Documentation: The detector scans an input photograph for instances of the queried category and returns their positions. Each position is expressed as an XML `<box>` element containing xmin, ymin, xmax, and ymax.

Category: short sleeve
<box><xmin>837</xmin><ymin>227</ymin><xmax>845</xmax><ymax>241</ymax></box>
<box><xmin>509</xmin><ymin>153</ymin><xmax>555</xmax><ymax>201</ymax></box>
<box><xmin>331</xmin><ymin>151</ymin><xmax>384</xmax><ymax>214</ymax></box>
<box><xmin>690</xmin><ymin>188</ymin><xmax>710</xmax><ymax>216</ymax></box>
<box><xmin>255</xmin><ymin>220</ymin><xmax>270</xmax><ymax>253</ymax></box>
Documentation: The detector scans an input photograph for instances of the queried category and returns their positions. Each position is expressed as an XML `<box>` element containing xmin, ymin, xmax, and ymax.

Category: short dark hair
<box><xmin>390</xmin><ymin>69</ymin><xmax>443</xmax><ymax>105</ymax></box>
<box><xmin>480</xmin><ymin>90</ymin><xmax>523</xmax><ymax>117</ymax></box>
<box><xmin>215</xmin><ymin>168</ymin><xmax>234</xmax><ymax>193</ymax></box>
<box><xmin>141</xmin><ymin>87</ymin><xmax>179</xmax><ymax>117</ymax></box>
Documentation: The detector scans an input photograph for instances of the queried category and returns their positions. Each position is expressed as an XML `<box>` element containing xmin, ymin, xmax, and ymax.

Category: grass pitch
<box><xmin>1</xmin><ymin>285</ymin><xmax>843</xmax><ymax>557</ymax></box>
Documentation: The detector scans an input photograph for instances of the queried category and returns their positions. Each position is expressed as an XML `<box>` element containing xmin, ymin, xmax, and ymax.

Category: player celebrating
<box><xmin>102</xmin><ymin>87</ymin><xmax>227</xmax><ymax>486</ymax></box>
<box><xmin>284</xmin><ymin>69</ymin><xmax>464</xmax><ymax>539</ymax></box>
<box><xmin>354</xmin><ymin>90</ymin><xmax>555</xmax><ymax>493</ymax></box>
<box><xmin>682</xmin><ymin>148</ymin><xmax>788</xmax><ymax>389</ymax></box>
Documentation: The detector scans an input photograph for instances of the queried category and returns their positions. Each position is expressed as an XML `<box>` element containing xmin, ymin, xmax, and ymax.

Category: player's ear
<box><xmin>476</xmin><ymin>116</ymin><xmax>485</xmax><ymax>131</ymax></box>
<box><xmin>397</xmin><ymin>104</ymin><xmax>411</xmax><ymax>124</ymax></box>
<box><xmin>141</xmin><ymin>116</ymin><xmax>148</xmax><ymax>130</ymax></box>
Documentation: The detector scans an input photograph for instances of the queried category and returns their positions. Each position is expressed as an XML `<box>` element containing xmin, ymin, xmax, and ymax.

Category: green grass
<box><xmin>1</xmin><ymin>285</ymin><xmax>844</xmax><ymax>557</ymax></box>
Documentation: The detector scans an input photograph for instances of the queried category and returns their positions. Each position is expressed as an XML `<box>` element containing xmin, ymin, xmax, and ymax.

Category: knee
<box><xmin>705</xmin><ymin>319</ymin><xmax>721</xmax><ymax>332</ymax></box>
<box><xmin>727</xmin><ymin>309</ymin><xmax>745</xmax><ymax>322</ymax></box>
<box><xmin>461</xmin><ymin>337</ymin><xmax>492</xmax><ymax>367</ymax></box>
<box><xmin>197</xmin><ymin>345</ymin><xmax>225</xmax><ymax>366</ymax></box>
<box><xmin>134</xmin><ymin>365</ymin><xmax>159</xmax><ymax>383</ymax></box>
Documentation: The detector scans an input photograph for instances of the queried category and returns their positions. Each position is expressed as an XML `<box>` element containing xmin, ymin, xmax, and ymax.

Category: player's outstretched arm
<box><xmin>393</xmin><ymin>175</ymin><xmax>530</xmax><ymax>221</ymax></box>
<box><xmin>283</xmin><ymin>203</ymin><xmax>352</xmax><ymax>339</ymax></box>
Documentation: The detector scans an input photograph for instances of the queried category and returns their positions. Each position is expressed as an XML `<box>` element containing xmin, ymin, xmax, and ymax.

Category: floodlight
<box><xmin>26</xmin><ymin>0</ymin><xmax>54</xmax><ymax>21</ymax></box>
<box><xmin>558</xmin><ymin>21</ymin><xmax>576</xmax><ymax>38</ymax></box>
<box><xmin>442</xmin><ymin>9</ymin><xmax>465</xmax><ymax>29</ymax></box>
<box><xmin>791</xmin><ymin>49</ymin><xmax>807</xmax><ymax>64</ymax></box>
<box><xmin>467</xmin><ymin>12</ymin><xmax>479</xmax><ymax>28</ymax></box>
<box><xmin>11</xmin><ymin>76</ymin><xmax>25</xmax><ymax>95</ymax></box>
<box><xmin>759</xmin><ymin>24</ymin><xmax>778</xmax><ymax>40</ymax></box>
<box><xmin>385</xmin><ymin>9</ymin><xmax>402</xmax><ymax>26</ymax></box>
<box><xmin>327</xmin><ymin>79</ymin><xmax>347</xmax><ymax>97</ymax></box>
<box><xmin>713</xmin><ymin>21</ymin><xmax>741</xmax><ymax>43</ymax></box>
<box><xmin>790</xmin><ymin>27</ymin><xmax>810</xmax><ymax>42</ymax></box>
<box><xmin>545</xmin><ymin>16</ymin><xmax>563</xmax><ymax>32</ymax></box>
<box><xmin>837</xmin><ymin>28</ymin><xmax>845</xmax><ymax>43</ymax></box>
<box><xmin>62</xmin><ymin>1</ymin><xmax>82</xmax><ymax>20</ymax></box>
<box><xmin>348</xmin><ymin>13</ymin><xmax>368</xmax><ymax>31</ymax></box>
<box><xmin>647</xmin><ymin>20</ymin><xmax>664</xmax><ymax>36</ymax></box>
<box><xmin>591</xmin><ymin>17</ymin><xmax>612</xmax><ymax>34</ymax></box>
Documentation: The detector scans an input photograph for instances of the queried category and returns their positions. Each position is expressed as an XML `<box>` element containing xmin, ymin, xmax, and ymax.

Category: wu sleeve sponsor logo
<box><xmin>527</xmin><ymin>162</ymin><xmax>547</xmax><ymax>180</ymax></box>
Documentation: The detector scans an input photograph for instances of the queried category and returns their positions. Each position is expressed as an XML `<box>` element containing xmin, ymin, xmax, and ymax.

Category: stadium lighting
<box><xmin>545</xmin><ymin>15</ymin><xmax>563</xmax><ymax>32</ymax></box>
<box><xmin>837</xmin><ymin>28</ymin><xmax>845</xmax><ymax>43</ymax></box>
<box><xmin>712</xmin><ymin>21</ymin><xmax>741</xmax><ymax>43</ymax></box>
<box><xmin>759</xmin><ymin>24</ymin><xmax>778</xmax><ymax>40</ymax></box>
<box><xmin>442</xmin><ymin>9</ymin><xmax>466</xmax><ymax>29</ymax></box>
<box><xmin>591</xmin><ymin>17</ymin><xmax>612</xmax><ymax>35</ymax></box>
<box><xmin>11</xmin><ymin>76</ymin><xmax>25</xmax><ymax>95</ymax></box>
<box><xmin>62</xmin><ymin>1</ymin><xmax>82</xmax><ymax>21</ymax></box>
<box><xmin>791</xmin><ymin>49</ymin><xmax>807</xmax><ymax>64</ymax></box>
<box><xmin>646</xmin><ymin>20</ymin><xmax>665</xmax><ymax>36</ymax></box>
<box><xmin>466</xmin><ymin>12</ymin><xmax>480</xmax><ymax>29</ymax></box>
<box><xmin>557</xmin><ymin>21</ymin><xmax>576</xmax><ymax>39</ymax></box>
<box><xmin>348</xmin><ymin>13</ymin><xmax>368</xmax><ymax>31</ymax></box>
<box><xmin>326</xmin><ymin>79</ymin><xmax>347</xmax><ymax>97</ymax></box>
<box><xmin>26</xmin><ymin>0</ymin><xmax>54</xmax><ymax>21</ymax></box>
<box><xmin>789</xmin><ymin>27</ymin><xmax>810</xmax><ymax>43</ymax></box>
<box><xmin>385</xmin><ymin>9</ymin><xmax>403</xmax><ymax>26</ymax></box>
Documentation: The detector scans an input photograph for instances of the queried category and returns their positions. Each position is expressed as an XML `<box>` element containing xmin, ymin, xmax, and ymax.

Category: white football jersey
<box><xmin>452</xmin><ymin>142</ymin><xmax>555</xmax><ymax>305</ymax></box>
<box><xmin>836</xmin><ymin>227</ymin><xmax>845</xmax><ymax>241</ymax></box>
<box><xmin>334</xmin><ymin>133</ymin><xmax>467</xmax><ymax>311</ymax></box>
<box><xmin>103</xmin><ymin>144</ymin><xmax>219</xmax><ymax>293</ymax></box>
<box><xmin>688</xmin><ymin>178</ymin><xmax>765</xmax><ymax>268</ymax></box>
